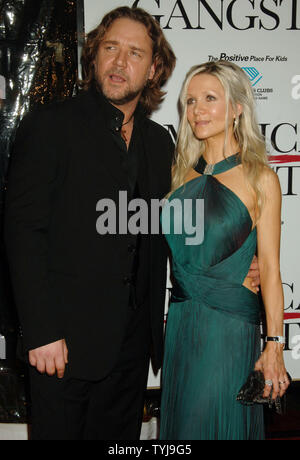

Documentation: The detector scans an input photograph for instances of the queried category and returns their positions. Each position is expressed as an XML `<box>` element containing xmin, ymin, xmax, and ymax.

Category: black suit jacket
<box><xmin>4</xmin><ymin>87</ymin><xmax>174</xmax><ymax>380</ymax></box>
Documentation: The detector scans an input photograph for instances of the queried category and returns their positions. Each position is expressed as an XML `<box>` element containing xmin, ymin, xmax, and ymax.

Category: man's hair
<box><xmin>79</xmin><ymin>6</ymin><xmax>176</xmax><ymax>115</ymax></box>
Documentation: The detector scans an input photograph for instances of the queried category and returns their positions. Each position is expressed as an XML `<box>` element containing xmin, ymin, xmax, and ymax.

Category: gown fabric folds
<box><xmin>160</xmin><ymin>154</ymin><xmax>264</xmax><ymax>440</ymax></box>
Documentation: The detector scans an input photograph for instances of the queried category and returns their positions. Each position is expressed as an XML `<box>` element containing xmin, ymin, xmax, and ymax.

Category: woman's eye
<box><xmin>207</xmin><ymin>95</ymin><xmax>216</xmax><ymax>101</ymax></box>
<box><xmin>187</xmin><ymin>98</ymin><xmax>195</xmax><ymax>105</ymax></box>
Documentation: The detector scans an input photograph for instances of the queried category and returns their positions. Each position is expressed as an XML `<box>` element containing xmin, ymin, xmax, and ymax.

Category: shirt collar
<box><xmin>92</xmin><ymin>82</ymin><xmax>146</xmax><ymax>135</ymax></box>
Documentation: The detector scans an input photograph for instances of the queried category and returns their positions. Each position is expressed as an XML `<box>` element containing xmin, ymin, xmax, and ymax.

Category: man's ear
<box><xmin>148</xmin><ymin>60</ymin><xmax>156</xmax><ymax>81</ymax></box>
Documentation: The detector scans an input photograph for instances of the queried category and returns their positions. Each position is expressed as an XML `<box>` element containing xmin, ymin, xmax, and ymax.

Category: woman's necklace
<box><xmin>121</xmin><ymin>113</ymin><xmax>134</xmax><ymax>144</ymax></box>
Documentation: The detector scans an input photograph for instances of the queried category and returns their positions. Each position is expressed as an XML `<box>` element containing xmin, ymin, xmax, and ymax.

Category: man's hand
<box><xmin>29</xmin><ymin>339</ymin><xmax>68</xmax><ymax>379</ymax></box>
<box><xmin>247</xmin><ymin>255</ymin><xmax>260</xmax><ymax>292</ymax></box>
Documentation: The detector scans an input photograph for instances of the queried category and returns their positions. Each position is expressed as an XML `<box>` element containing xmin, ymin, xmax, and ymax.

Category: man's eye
<box><xmin>131</xmin><ymin>51</ymin><xmax>141</xmax><ymax>58</ymax></box>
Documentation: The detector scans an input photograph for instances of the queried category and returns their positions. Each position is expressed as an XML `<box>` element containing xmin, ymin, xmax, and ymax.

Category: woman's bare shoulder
<box><xmin>259</xmin><ymin>165</ymin><xmax>281</xmax><ymax>190</ymax></box>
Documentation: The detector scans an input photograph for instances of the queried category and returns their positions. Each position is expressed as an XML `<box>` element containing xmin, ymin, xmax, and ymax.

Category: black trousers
<box><xmin>28</xmin><ymin>302</ymin><xmax>151</xmax><ymax>440</ymax></box>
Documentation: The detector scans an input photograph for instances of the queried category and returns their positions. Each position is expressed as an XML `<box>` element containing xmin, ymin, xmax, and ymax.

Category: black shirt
<box><xmin>94</xmin><ymin>85</ymin><xmax>150</xmax><ymax>308</ymax></box>
<box><xmin>95</xmin><ymin>85</ymin><xmax>144</xmax><ymax>199</ymax></box>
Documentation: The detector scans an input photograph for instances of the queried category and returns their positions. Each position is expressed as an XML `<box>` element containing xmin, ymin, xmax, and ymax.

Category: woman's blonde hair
<box><xmin>170</xmin><ymin>60</ymin><xmax>268</xmax><ymax>215</ymax></box>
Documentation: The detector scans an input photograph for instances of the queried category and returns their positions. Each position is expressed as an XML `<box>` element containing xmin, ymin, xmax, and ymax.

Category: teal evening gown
<box><xmin>160</xmin><ymin>153</ymin><xmax>264</xmax><ymax>440</ymax></box>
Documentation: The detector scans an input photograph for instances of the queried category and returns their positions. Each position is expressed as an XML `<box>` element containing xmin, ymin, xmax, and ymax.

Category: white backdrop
<box><xmin>84</xmin><ymin>0</ymin><xmax>300</xmax><ymax>385</ymax></box>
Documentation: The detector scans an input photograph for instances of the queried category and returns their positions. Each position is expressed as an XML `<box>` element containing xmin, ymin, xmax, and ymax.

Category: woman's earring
<box><xmin>234</xmin><ymin>117</ymin><xmax>239</xmax><ymax>130</ymax></box>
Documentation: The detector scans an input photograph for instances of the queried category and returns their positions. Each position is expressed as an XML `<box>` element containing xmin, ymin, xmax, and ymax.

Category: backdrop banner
<box><xmin>84</xmin><ymin>0</ymin><xmax>300</xmax><ymax>385</ymax></box>
<box><xmin>0</xmin><ymin>0</ymin><xmax>79</xmax><ymax>362</ymax></box>
<box><xmin>0</xmin><ymin>0</ymin><xmax>79</xmax><ymax>425</ymax></box>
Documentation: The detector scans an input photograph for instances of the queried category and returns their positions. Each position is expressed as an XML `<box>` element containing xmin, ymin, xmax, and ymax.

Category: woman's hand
<box><xmin>254</xmin><ymin>343</ymin><xmax>290</xmax><ymax>399</ymax></box>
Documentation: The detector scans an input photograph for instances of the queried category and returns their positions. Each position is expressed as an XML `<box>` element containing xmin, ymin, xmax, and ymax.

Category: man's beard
<box><xmin>103</xmin><ymin>87</ymin><xmax>142</xmax><ymax>106</ymax></box>
<box><xmin>96</xmin><ymin>73</ymin><xmax>146</xmax><ymax>106</ymax></box>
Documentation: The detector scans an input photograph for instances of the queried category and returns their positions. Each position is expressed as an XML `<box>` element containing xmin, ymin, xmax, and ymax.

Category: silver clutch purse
<box><xmin>236</xmin><ymin>370</ymin><xmax>292</xmax><ymax>415</ymax></box>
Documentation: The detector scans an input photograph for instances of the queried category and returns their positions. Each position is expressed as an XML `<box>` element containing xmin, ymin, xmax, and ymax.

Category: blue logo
<box><xmin>242</xmin><ymin>67</ymin><xmax>263</xmax><ymax>87</ymax></box>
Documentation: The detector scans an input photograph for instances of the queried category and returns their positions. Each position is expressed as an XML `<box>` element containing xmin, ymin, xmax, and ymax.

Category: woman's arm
<box><xmin>254</xmin><ymin>167</ymin><xmax>290</xmax><ymax>399</ymax></box>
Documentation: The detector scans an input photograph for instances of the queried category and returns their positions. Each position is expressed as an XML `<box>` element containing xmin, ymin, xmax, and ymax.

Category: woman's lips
<box><xmin>195</xmin><ymin>120</ymin><xmax>210</xmax><ymax>126</ymax></box>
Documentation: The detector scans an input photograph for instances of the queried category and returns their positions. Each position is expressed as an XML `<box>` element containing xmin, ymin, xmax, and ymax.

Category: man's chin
<box><xmin>103</xmin><ymin>88</ymin><xmax>141</xmax><ymax>106</ymax></box>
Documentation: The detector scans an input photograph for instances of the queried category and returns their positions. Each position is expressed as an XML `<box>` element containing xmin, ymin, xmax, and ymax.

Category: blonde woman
<box><xmin>160</xmin><ymin>61</ymin><xmax>289</xmax><ymax>440</ymax></box>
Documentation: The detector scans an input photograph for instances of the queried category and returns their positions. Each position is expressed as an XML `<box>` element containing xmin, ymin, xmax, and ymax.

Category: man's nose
<box><xmin>114</xmin><ymin>49</ymin><xmax>127</xmax><ymax>68</ymax></box>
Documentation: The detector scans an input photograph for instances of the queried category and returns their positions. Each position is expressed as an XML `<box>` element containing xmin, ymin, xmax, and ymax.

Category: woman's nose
<box><xmin>193</xmin><ymin>102</ymin><xmax>205</xmax><ymax>115</ymax></box>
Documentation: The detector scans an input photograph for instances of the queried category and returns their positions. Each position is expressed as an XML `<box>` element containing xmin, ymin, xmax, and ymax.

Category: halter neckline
<box><xmin>195</xmin><ymin>153</ymin><xmax>241</xmax><ymax>175</ymax></box>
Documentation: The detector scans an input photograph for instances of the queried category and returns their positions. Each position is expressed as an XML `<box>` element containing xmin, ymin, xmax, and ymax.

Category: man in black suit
<box><xmin>4</xmin><ymin>6</ymin><xmax>176</xmax><ymax>440</ymax></box>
